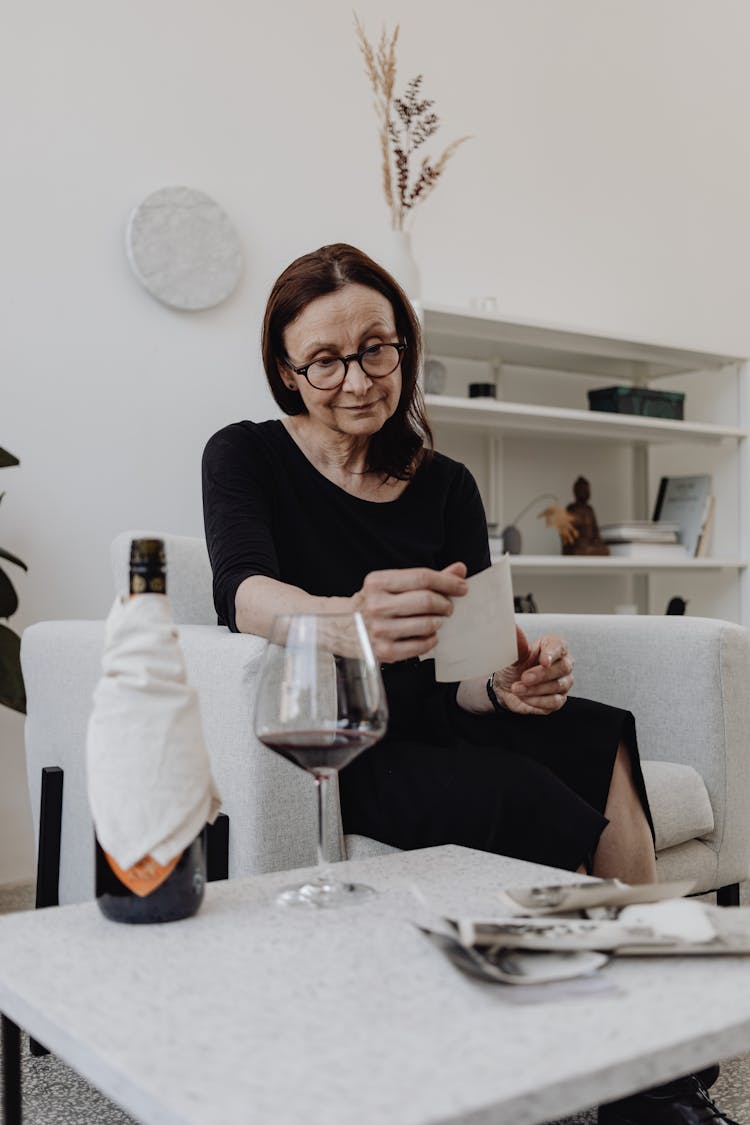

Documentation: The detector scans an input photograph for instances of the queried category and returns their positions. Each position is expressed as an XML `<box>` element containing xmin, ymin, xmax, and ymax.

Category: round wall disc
<box><xmin>125</xmin><ymin>186</ymin><xmax>243</xmax><ymax>310</ymax></box>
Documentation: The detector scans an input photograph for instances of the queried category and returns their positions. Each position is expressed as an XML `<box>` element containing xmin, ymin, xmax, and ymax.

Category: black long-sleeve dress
<box><xmin>202</xmin><ymin>419</ymin><xmax>653</xmax><ymax>872</ymax></box>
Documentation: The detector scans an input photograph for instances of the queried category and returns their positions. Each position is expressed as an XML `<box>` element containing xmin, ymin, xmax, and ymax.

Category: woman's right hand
<box><xmin>351</xmin><ymin>562</ymin><xmax>468</xmax><ymax>663</ymax></box>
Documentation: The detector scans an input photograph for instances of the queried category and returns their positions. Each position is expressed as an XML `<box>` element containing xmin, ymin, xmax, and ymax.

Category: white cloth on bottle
<box><xmin>86</xmin><ymin>594</ymin><xmax>222</xmax><ymax>869</ymax></box>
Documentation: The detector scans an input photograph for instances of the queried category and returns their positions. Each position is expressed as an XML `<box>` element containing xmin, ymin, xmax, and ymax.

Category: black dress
<box><xmin>202</xmin><ymin>420</ymin><xmax>654</xmax><ymax>872</ymax></box>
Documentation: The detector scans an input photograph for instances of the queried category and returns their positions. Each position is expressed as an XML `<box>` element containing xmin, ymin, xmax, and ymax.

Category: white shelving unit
<box><xmin>485</xmin><ymin>555</ymin><xmax>746</xmax><ymax>574</ymax></box>
<box><xmin>424</xmin><ymin>395</ymin><xmax>744</xmax><ymax>446</ymax></box>
<box><xmin>422</xmin><ymin>305</ymin><xmax>749</xmax><ymax>625</ymax></box>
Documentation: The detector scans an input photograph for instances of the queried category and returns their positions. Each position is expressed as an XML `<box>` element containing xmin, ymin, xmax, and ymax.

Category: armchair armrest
<box><xmin>523</xmin><ymin>614</ymin><xmax>750</xmax><ymax>889</ymax></box>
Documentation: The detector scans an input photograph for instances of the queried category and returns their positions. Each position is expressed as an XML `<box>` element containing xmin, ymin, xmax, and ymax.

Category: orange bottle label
<box><xmin>104</xmin><ymin>850</ymin><xmax>182</xmax><ymax>897</ymax></box>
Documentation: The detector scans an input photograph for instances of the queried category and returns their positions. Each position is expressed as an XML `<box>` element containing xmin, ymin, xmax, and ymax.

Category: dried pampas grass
<box><xmin>354</xmin><ymin>15</ymin><xmax>470</xmax><ymax>230</ymax></box>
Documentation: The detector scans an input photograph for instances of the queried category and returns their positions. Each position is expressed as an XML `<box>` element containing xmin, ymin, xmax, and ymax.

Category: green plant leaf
<box><xmin>0</xmin><ymin>449</ymin><xmax>19</xmax><ymax>468</ymax></box>
<box><xmin>0</xmin><ymin>624</ymin><xmax>25</xmax><ymax>713</ymax></box>
<box><xmin>0</xmin><ymin>546</ymin><xmax>27</xmax><ymax>570</ymax></box>
<box><xmin>0</xmin><ymin>566</ymin><xmax>18</xmax><ymax>618</ymax></box>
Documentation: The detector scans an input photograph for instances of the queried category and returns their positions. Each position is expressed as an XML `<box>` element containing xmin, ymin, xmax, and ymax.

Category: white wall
<box><xmin>4</xmin><ymin>0</ymin><xmax>750</xmax><ymax>882</ymax></box>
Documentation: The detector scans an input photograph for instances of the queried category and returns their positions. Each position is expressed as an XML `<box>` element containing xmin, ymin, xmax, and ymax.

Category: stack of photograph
<box><xmin>599</xmin><ymin>521</ymin><xmax>689</xmax><ymax>559</ymax></box>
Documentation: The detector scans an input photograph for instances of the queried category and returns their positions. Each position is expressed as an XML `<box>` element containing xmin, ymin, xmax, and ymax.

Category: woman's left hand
<box><xmin>491</xmin><ymin>626</ymin><xmax>574</xmax><ymax>716</ymax></box>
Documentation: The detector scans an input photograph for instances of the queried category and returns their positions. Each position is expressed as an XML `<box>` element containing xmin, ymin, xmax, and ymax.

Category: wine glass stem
<box><xmin>314</xmin><ymin>774</ymin><xmax>333</xmax><ymax>887</ymax></box>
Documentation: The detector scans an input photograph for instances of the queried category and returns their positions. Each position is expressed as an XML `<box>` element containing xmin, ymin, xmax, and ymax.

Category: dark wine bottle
<box><xmin>95</xmin><ymin>537</ymin><xmax>206</xmax><ymax>924</ymax></box>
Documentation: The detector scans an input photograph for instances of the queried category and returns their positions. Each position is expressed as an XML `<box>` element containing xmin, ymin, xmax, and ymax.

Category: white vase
<box><xmin>381</xmin><ymin>229</ymin><xmax>422</xmax><ymax>310</ymax></box>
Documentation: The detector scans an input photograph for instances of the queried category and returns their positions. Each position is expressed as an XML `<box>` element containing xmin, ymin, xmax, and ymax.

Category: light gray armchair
<box><xmin>21</xmin><ymin>530</ymin><xmax>750</xmax><ymax>906</ymax></box>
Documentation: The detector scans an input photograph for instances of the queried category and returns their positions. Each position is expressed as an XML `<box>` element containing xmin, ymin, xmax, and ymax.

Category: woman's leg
<box><xmin>591</xmin><ymin>742</ymin><xmax>657</xmax><ymax>883</ymax></box>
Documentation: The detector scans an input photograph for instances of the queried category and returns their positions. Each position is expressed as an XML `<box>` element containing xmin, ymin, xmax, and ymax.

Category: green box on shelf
<box><xmin>587</xmin><ymin>386</ymin><xmax>685</xmax><ymax>419</ymax></box>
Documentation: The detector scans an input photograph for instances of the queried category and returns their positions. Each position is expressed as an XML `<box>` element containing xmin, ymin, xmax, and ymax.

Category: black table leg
<box><xmin>2</xmin><ymin>1013</ymin><xmax>22</xmax><ymax>1124</ymax></box>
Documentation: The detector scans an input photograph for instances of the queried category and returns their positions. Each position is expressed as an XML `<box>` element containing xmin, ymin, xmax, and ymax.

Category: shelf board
<box><xmin>491</xmin><ymin>551</ymin><xmax>747</xmax><ymax>575</ymax></box>
<box><xmin>424</xmin><ymin>394</ymin><xmax>746</xmax><ymax>444</ymax></box>
<box><xmin>423</xmin><ymin>304</ymin><xmax>745</xmax><ymax>379</ymax></box>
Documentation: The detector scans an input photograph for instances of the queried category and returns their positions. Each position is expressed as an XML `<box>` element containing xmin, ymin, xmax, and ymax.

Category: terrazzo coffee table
<box><xmin>2</xmin><ymin>844</ymin><xmax>750</xmax><ymax>1125</ymax></box>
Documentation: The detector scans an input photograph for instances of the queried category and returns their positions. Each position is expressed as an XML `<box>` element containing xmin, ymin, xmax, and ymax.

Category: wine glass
<box><xmin>254</xmin><ymin>612</ymin><xmax>388</xmax><ymax>907</ymax></box>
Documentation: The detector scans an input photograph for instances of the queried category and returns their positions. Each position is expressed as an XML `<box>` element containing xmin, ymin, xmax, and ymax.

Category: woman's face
<box><xmin>281</xmin><ymin>283</ymin><xmax>403</xmax><ymax>440</ymax></box>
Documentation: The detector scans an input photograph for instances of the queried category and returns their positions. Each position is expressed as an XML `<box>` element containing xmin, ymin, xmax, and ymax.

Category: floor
<box><xmin>1</xmin><ymin>880</ymin><xmax>749</xmax><ymax>1124</ymax></box>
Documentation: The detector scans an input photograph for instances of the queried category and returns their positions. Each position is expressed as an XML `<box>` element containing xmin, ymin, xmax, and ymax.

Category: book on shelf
<box><xmin>653</xmin><ymin>475</ymin><xmax>713</xmax><ymax>557</ymax></box>
<box><xmin>695</xmin><ymin>494</ymin><xmax>716</xmax><ymax>558</ymax></box>
<box><xmin>607</xmin><ymin>542</ymin><xmax>690</xmax><ymax>559</ymax></box>
<box><xmin>600</xmin><ymin>521</ymin><xmax>680</xmax><ymax>545</ymax></box>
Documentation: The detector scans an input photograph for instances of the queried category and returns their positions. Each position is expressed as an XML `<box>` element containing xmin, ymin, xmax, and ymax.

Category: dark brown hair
<box><xmin>261</xmin><ymin>243</ymin><xmax>433</xmax><ymax>480</ymax></box>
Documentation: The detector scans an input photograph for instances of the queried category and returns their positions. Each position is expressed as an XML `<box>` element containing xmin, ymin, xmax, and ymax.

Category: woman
<box><xmin>203</xmin><ymin>243</ymin><xmax>733</xmax><ymax>1125</ymax></box>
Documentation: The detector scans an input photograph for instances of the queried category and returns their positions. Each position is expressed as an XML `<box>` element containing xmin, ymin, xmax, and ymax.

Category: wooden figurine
<box><xmin>561</xmin><ymin>476</ymin><xmax>610</xmax><ymax>556</ymax></box>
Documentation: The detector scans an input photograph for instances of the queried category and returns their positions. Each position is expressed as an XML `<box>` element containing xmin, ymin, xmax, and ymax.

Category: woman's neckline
<box><xmin>276</xmin><ymin>418</ymin><xmax>422</xmax><ymax>506</ymax></box>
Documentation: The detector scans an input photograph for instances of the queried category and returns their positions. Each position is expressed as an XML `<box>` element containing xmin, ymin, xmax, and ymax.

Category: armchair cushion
<box><xmin>640</xmin><ymin>761</ymin><xmax>713</xmax><ymax>852</ymax></box>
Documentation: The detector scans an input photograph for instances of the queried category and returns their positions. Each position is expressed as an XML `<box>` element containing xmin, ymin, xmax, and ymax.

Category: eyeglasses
<box><xmin>285</xmin><ymin>342</ymin><xmax>406</xmax><ymax>391</ymax></box>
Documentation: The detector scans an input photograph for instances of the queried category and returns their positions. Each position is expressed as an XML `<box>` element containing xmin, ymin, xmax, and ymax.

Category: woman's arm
<box><xmin>236</xmin><ymin>564</ymin><xmax>469</xmax><ymax>663</ymax></box>
<box><xmin>204</xmin><ymin>425</ymin><xmax>469</xmax><ymax>653</ymax></box>
<box><xmin>455</xmin><ymin>627</ymin><xmax>575</xmax><ymax>716</ymax></box>
<box><xmin>234</xmin><ymin>575</ymin><xmax>352</xmax><ymax>635</ymax></box>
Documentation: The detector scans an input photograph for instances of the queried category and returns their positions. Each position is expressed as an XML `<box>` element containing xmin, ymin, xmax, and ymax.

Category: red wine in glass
<box><xmin>257</xmin><ymin>729</ymin><xmax>379</xmax><ymax>775</ymax></box>
<box><xmin>254</xmin><ymin>612</ymin><xmax>387</xmax><ymax>907</ymax></box>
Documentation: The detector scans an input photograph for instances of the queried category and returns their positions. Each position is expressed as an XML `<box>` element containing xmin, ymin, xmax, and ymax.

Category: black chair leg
<box><xmin>35</xmin><ymin>767</ymin><xmax>63</xmax><ymax>909</ymax></box>
<box><xmin>30</xmin><ymin>766</ymin><xmax>63</xmax><ymax>1058</ymax></box>
<box><xmin>204</xmin><ymin>813</ymin><xmax>230</xmax><ymax>883</ymax></box>
<box><xmin>717</xmin><ymin>882</ymin><xmax>740</xmax><ymax>907</ymax></box>
<box><xmin>2</xmin><ymin>1014</ymin><xmax>22</xmax><ymax>1124</ymax></box>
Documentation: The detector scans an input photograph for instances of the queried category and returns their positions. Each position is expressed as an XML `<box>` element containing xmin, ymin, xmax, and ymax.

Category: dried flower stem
<box><xmin>538</xmin><ymin>505</ymin><xmax>579</xmax><ymax>546</ymax></box>
<box><xmin>354</xmin><ymin>14</ymin><xmax>399</xmax><ymax>226</ymax></box>
<box><xmin>354</xmin><ymin>15</ymin><xmax>470</xmax><ymax>230</ymax></box>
